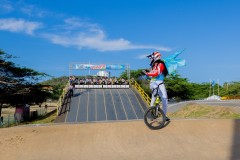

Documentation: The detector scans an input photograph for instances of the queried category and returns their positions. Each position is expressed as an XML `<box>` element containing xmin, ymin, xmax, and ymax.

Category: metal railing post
<box><xmin>57</xmin><ymin>82</ymin><xmax>69</xmax><ymax>116</ymax></box>
<box><xmin>131</xmin><ymin>80</ymin><xmax>151</xmax><ymax>106</ymax></box>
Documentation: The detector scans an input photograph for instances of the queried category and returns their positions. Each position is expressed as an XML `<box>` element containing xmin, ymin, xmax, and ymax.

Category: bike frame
<box><xmin>153</xmin><ymin>96</ymin><xmax>161</xmax><ymax>106</ymax></box>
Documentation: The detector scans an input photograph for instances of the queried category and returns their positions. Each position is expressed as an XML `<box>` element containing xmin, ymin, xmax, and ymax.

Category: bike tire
<box><xmin>144</xmin><ymin>105</ymin><xmax>166</xmax><ymax>130</ymax></box>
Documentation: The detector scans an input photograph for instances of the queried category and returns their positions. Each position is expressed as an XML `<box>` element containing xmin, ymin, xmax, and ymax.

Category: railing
<box><xmin>0</xmin><ymin>108</ymin><xmax>47</xmax><ymax>128</ymax></box>
<box><xmin>75</xmin><ymin>84</ymin><xmax>129</xmax><ymax>88</ymax></box>
<box><xmin>131</xmin><ymin>80</ymin><xmax>151</xmax><ymax>106</ymax></box>
<box><xmin>56</xmin><ymin>82</ymin><xmax>69</xmax><ymax>116</ymax></box>
<box><xmin>0</xmin><ymin>114</ymin><xmax>15</xmax><ymax>128</ymax></box>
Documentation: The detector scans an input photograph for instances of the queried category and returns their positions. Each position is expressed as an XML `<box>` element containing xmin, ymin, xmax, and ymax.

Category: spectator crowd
<box><xmin>69</xmin><ymin>76</ymin><xmax>129</xmax><ymax>86</ymax></box>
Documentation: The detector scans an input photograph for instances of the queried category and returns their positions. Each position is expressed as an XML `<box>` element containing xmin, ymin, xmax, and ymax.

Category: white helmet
<box><xmin>147</xmin><ymin>51</ymin><xmax>161</xmax><ymax>66</ymax></box>
<box><xmin>152</xmin><ymin>51</ymin><xmax>161</xmax><ymax>62</ymax></box>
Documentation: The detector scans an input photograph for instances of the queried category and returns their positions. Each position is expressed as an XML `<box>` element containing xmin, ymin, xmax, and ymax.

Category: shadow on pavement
<box><xmin>231</xmin><ymin>119</ymin><xmax>240</xmax><ymax>160</ymax></box>
<box><xmin>54</xmin><ymin>90</ymin><xmax>71</xmax><ymax>123</ymax></box>
<box><xmin>163</xmin><ymin>120</ymin><xmax>171</xmax><ymax>128</ymax></box>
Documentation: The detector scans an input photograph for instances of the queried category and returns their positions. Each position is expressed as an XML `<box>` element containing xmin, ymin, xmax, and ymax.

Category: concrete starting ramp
<box><xmin>0</xmin><ymin>119</ymin><xmax>240</xmax><ymax>160</ymax></box>
<box><xmin>55</xmin><ymin>88</ymin><xmax>148</xmax><ymax>123</ymax></box>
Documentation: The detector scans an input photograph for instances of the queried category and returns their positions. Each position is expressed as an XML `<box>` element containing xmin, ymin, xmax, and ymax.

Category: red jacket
<box><xmin>146</xmin><ymin>63</ymin><xmax>165</xmax><ymax>80</ymax></box>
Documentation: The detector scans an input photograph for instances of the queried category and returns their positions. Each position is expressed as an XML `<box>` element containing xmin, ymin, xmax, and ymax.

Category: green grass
<box><xmin>30</xmin><ymin>111</ymin><xmax>57</xmax><ymax>124</ymax></box>
<box><xmin>1</xmin><ymin>110</ymin><xmax>57</xmax><ymax>128</ymax></box>
<box><xmin>168</xmin><ymin>103</ymin><xmax>240</xmax><ymax>119</ymax></box>
<box><xmin>23</xmin><ymin>110</ymin><xmax>57</xmax><ymax>125</ymax></box>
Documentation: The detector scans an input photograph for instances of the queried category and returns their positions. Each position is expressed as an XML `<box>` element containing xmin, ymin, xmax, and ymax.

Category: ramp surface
<box><xmin>0</xmin><ymin>119</ymin><xmax>240</xmax><ymax>160</ymax></box>
<box><xmin>56</xmin><ymin>88</ymin><xmax>148</xmax><ymax>123</ymax></box>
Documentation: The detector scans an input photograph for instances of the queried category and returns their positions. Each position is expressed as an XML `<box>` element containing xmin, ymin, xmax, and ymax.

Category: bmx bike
<box><xmin>144</xmin><ymin>96</ymin><xmax>166</xmax><ymax>130</ymax></box>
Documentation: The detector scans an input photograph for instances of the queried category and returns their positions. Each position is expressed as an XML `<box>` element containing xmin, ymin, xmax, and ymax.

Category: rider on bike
<box><xmin>143</xmin><ymin>51</ymin><xmax>170</xmax><ymax>121</ymax></box>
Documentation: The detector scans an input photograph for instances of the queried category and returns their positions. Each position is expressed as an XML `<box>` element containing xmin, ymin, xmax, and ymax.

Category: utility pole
<box><xmin>213</xmin><ymin>83</ymin><xmax>215</xmax><ymax>95</ymax></box>
<box><xmin>209</xmin><ymin>79</ymin><xmax>211</xmax><ymax>97</ymax></box>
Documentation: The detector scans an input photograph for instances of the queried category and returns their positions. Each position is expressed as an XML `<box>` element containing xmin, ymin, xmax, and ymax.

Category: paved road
<box><xmin>168</xmin><ymin>100</ymin><xmax>240</xmax><ymax>113</ymax></box>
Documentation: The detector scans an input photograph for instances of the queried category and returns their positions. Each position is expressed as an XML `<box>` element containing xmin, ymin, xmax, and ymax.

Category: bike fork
<box><xmin>155</xmin><ymin>107</ymin><xmax>159</xmax><ymax>116</ymax></box>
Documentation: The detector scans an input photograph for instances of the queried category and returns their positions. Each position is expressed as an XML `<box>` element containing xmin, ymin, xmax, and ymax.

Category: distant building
<box><xmin>97</xmin><ymin>71</ymin><xmax>110</xmax><ymax>77</ymax></box>
<box><xmin>206</xmin><ymin>95</ymin><xmax>221</xmax><ymax>100</ymax></box>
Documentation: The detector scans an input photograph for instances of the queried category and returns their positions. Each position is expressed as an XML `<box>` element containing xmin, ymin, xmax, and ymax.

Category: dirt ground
<box><xmin>0</xmin><ymin>119</ymin><xmax>240</xmax><ymax>160</ymax></box>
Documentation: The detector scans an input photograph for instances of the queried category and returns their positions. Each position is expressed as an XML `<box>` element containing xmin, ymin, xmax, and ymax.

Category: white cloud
<box><xmin>20</xmin><ymin>4</ymin><xmax>49</xmax><ymax>18</ymax></box>
<box><xmin>42</xmin><ymin>18</ymin><xmax>171</xmax><ymax>52</ymax></box>
<box><xmin>43</xmin><ymin>30</ymin><xmax>171</xmax><ymax>52</ymax></box>
<box><xmin>63</xmin><ymin>17</ymin><xmax>85</xmax><ymax>29</ymax></box>
<box><xmin>0</xmin><ymin>18</ymin><xmax>42</xmax><ymax>35</ymax></box>
<box><xmin>0</xmin><ymin>2</ymin><xmax>171</xmax><ymax>52</ymax></box>
<box><xmin>137</xmin><ymin>54</ymin><xmax>150</xmax><ymax>59</ymax></box>
<box><xmin>0</xmin><ymin>0</ymin><xmax>49</xmax><ymax>18</ymax></box>
<box><xmin>0</xmin><ymin>0</ymin><xmax>14</xmax><ymax>13</ymax></box>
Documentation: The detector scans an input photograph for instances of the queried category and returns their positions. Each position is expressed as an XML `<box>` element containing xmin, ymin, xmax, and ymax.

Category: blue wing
<box><xmin>163</xmin><ymin>49</ymin><xmax>186</xmax><ymax>75</ymax></box>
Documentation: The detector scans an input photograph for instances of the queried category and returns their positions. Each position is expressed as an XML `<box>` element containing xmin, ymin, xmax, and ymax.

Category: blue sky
<box><xmin>0</xmin><ymin>0</ymin><xmax>240</xmax><ymax>84</ymax></box>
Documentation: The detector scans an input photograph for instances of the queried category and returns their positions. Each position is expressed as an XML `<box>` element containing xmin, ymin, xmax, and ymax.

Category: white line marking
<box><xmin>103</xmin><ymin>89</ymin><xmax>107</xmax><ymax>120</ymax></box>
<box><xmin>117</xmin><ymin>89</ymin><xmax>128</xmax><ymax>120</ymax></box>
<box><xmin>75</xmin><ymin>89</ymin><xmax>81</xmax><ymax>122</ymax></box>
<box><xmin>124</xmin><ymin>89</ymin><xmax>138</xmax><ymax>119</ymax></box>
<box><xmin>110</xmin><ymin>89</ymin><xmax>118</xmax><ymax>120</ymax></box>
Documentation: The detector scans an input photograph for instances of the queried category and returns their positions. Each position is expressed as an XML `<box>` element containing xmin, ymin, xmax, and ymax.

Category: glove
<box><xmin>142</xmin><ymin>70</ymin><xmax>147</xmax><ymax>75</ymax></box>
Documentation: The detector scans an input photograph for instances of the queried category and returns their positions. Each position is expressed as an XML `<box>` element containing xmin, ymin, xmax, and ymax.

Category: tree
<box><xmin>120</xmin><ymin>69</ymin><xmax>193</xmax><ymax>100</ymax></box>
<box><xmin>41</xmin><ymin>76</ymin><xmax>69</xmax><ymax>100</ymax></box>
<box><xmin>164</xmin><ymin>74</ymin><xmax>192</xmax><ymax>100</ymax></box>
<box><xmin>120</xmin><ymin>69</ymin><xmax>145</xmax><ymax>80</ymax></box>
<box><xmin>188</xmin><ymin>82</ymin><xmax>209</xmax><ymax>100</ymax></box>
<box><xmin>121</xmin><ymin>69</ymin><xmax>211</xmax><ymax>100</ymax></box>
<box><xmin>0</xmin><ymin>49</ymin><xmax>50</xmax><ymax>117</ymax></box>
<box><xmin>221</xmin><ymin>81</ymin><xmax>240</xmax><ymax>98</ymax></box>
